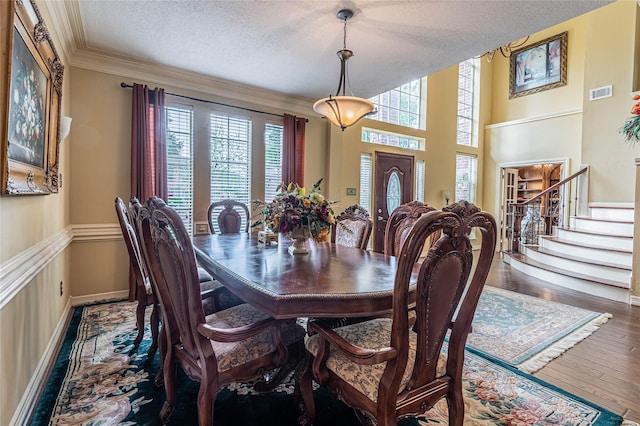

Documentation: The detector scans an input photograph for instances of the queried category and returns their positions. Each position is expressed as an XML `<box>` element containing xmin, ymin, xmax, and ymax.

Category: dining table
<box><xmin>192</xmin><ymin>232</ymin><xmax>417</xmax><ymax>320</ymax></box>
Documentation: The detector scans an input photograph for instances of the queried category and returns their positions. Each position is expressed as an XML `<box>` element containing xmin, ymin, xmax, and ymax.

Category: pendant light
<box><xmin>313</xmin><ymin>9</ymin><xmax>374</xmax><ymax>131</ymax></box>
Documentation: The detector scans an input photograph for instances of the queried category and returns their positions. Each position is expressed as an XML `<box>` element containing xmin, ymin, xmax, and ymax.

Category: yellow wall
<box><xmin>3</xmin><ymin>1</ymin><xmax>640</xmax><ymax>423</ymax></box>
<box><xmin>0</xmin><ymin>2</ymin><xmax>71</xmax><ymax>423</ymax></box>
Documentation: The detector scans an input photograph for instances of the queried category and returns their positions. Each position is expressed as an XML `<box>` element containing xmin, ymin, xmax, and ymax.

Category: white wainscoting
<box><xmin>0</xmin><ymin>228</ymin><xmax>74</xmax><ymax>310</ymax></box>
<box><xmin>0</xmin><ymin>224</ymin><xmax>122</xmax><ymax>309</ymax></box>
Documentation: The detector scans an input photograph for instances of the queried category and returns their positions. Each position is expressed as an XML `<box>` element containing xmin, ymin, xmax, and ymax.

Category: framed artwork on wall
<box><xmin>509</xmin><ymin>31</ymin><xmax>567</xmax><ymax>99</ymax></box>
<box><xmin>0</xmin><ymin>0</ymin><xmax>64</xmax><ymax>195</ymax></box>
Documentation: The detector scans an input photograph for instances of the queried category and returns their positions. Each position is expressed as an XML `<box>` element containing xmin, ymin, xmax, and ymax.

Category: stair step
<box><xmin>509</xmin><ymin>253</ymin><xmax>630</xmax><ymax>289</ymax></box>
<box><xmin>570</xmin><ymin>216</ymin><xmax>633</xmax><ymax>236</ymax></box>
<box><xmin>588</xmin><ymin>202</ymin><xmax>635</xmax><ymax>221</ymax></box>
<box><xmin>554</xmin><ymin>227</ymin><xmax>633</xmax><ymax>251</ymax></box>
<box><xmin>540</xmin><ymin>236</ymin><xmax>632</xmax><ymax>255</ymax></box>
<box><xmin>522</xmin><ymin>245</ymin><xmax>631</xmax><ymax>283</ymax></box>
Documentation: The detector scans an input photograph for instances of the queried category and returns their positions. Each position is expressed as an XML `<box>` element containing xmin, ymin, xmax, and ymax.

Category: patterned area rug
<box><xmin>30</xmin><ymin>294</ymin><xmax>631</xmax><ymax>426</ymax></box>
<box><xmin>467</xmin><ymin>286</ymin><xmax>613</xmax><ymax>373</ymax></box>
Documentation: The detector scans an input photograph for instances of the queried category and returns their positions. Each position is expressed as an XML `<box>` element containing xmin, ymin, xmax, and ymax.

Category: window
<box><xmin>415</xmin><ymin>160</ymin><xmax>425</xmax><ymax>202</ymax></box>
<box><xmin>457</xmin><ymin>59</ymin><xmax>476</xmax><ymax>147</ymax></box>
<box><xmin>368</xmin><ymin>78</ymin><xmax>425</xmax><ymax>129</ymax></box>
<box><xmin>166</xmin><ymin>105</ymin><xmax>194</xmax><ymax>234</ymax></box>
<box><xmin>455</xmin><ymin>153</ymin><xmax>477</xmax><ymax>203</ymax></box>
<box><xmin>359</xmin><ymin>153</ymin><xmax>372</xmax><ymax>213</ymax></box>
<box><xmin>209</xmin><ymin>112</ymin><xmax>252</xmax><ymax>233</ymax></box>
<box><xmin>264</xmin><ymin>123</ymin><xmax>283</xmax><ymax>201</ymax></box>
<box><xmin>362</xmin><ymin>128</ymin><xmax>424</xmax><ymax>151</ymax></box>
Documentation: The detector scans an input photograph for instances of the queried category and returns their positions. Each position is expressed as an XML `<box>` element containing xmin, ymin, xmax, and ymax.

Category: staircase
<box><xmin>507</xmin><ymin>202</ymin><xmax>633</xmax><ymax>303</ymax></box>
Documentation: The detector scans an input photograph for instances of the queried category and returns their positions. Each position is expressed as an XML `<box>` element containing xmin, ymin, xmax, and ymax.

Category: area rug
<box><xmin>30</xmin><ymin>299</ymin><xmax>629</xmax><ymax>426</ymax></box>
<box><xmin>467</xmin><ymin>286</ymin><xmax>613</xmax><ymax>373</ymax></box>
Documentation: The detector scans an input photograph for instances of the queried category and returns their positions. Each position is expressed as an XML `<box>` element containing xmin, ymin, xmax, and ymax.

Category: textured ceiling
<box><xmin>65</xmin><ymin>0</ymin><xmax>613</xmax><ymax>101</ymax></box>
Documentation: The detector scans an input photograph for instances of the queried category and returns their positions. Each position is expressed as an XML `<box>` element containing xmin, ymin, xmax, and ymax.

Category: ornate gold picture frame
<box><xmin>0</xmin><ymin>0</ymin><xmax>64</xmax><ymax>195</ymax></box>
<box><xmin>509</xmin><ymin>32</ymin><xmax>567</xmax><ymax>99</ymax></box>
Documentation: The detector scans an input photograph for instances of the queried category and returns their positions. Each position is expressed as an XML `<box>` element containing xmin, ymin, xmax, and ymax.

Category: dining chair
<box><xmin>129</xmin><ymin>197</ymin><xmax>242</xmax><ymax>314</ymax></box>
<box><xmin>137</xmin><ymin>197</ymin><xmax>306</xmax><ymax>425</ymax></box>
<box><xmin>115</xmin><ymin>197</ymin><xmax>161</xmax><ymax>356</ymax></box>
<box><xmin>331</xmin><ymin>204</ymin><xmax>373</xmax><ymax>250</ymax></box>
<box><xmin>296</xmin><ymin>201</ymin><xmax>497</xmax><ymax>426</ymax></box>
<box><xmin>207</xmin><ymin>199</ymin><xmax>250</xmax><ymax>234</ymax></box>
<box><xmin>384</xmin><ymin>200</ymin><xmax>438</xmax><ymax>257</ymax></box>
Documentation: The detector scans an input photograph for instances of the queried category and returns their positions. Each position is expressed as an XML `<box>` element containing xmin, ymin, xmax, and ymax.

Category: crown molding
<box><xmin>70</xmin><ymin>49</ymin><xmax>316</xmax><ymax>117</ymax></box>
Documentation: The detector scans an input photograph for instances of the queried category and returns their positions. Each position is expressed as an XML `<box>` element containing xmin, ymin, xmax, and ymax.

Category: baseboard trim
<box><xmin>10</xmin><ymin>298</ymin><xmax>73</xmax><ymax>426</ymax></box>
<box><xmin>631</xmin><ymin>295</ymin><xmax>640</xmax><ymax>306</ymax></box>
<box><xmin>70</xmin><ymin>290</ymin><xmax>129</xmax><ymax>307</ymax></box>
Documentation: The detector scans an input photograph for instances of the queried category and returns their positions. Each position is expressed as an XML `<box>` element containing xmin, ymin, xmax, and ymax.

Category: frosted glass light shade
<box><xmin>59</xmin><ymin>116</ymin><xmax>72</xmax><ymax>141</ymax></box>
<box><xmin>313</xmin><ymin>95</ymin><xmax>374</xmax><ymax>131</ymax></box>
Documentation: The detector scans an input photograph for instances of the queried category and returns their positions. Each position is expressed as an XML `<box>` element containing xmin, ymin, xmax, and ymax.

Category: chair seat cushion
<box><xmin>206</xmin><ymin>304</ymin><xmax>305</xmax><ymax>372</ymax></box>
<box><xmin>305</xmin><ymin>318</ymin><xmax>446</xmax><ymax>402</ymax></box>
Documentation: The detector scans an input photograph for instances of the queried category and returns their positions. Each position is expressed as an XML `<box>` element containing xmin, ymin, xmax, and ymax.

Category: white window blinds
<box><xmin>359</xmin><ymin>153</ymin><xmax>372</xmax><ymax>213</ymax></box>
<box><xmin>209</xmin><ymin>113</ymin><xmax>252</xmax><ymax>233</ymax></box>
<box><xmin>264</xmin><ymin>123</ymin><xmax>283</xmax><ymax>201</ymax></box>
<box><xmin>165</xmin><ymin>105</ymin><xmax>194</xmax><ymax>234</ymax></box>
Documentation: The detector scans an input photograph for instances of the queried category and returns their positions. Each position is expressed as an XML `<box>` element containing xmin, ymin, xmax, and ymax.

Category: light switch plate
<box><xmin>346</xmin><ymin>187</ymin><xmax>357</xmax><ymax>196</ymax></box>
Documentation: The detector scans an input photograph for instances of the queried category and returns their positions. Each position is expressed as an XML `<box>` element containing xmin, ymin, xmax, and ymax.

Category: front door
<box><xmin>372</xmin><ymin>152</ymin><xmax>414</xmax><ymax>253</ymax></box>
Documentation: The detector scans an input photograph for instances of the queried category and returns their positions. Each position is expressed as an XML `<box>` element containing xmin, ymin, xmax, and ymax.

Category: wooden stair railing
<box><xmin>507</xmin><ymin>166</ymin><xmax>588</xmax><ymax>253</ymax></box>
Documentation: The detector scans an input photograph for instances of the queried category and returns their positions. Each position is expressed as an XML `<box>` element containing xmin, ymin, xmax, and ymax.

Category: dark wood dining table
<box><xmin>192</xmin><ymin>232</ymin><xmax>416</xmax><ymax>320</ymax></box>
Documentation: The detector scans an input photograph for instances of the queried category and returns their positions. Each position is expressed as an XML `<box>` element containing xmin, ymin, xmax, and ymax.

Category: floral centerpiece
<box><xmin>621</xmin><ymin>95</ymin><xmax>640</xmax><ymax>145</ymax></box>
<box><xmin>252</xmin><ymin>179</ymin><xmax>335</xmax><ymax>252</ymax></box>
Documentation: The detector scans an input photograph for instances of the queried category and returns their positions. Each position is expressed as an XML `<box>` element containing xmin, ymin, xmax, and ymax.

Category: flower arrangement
<box><xmin>621</xmin><ymin>95</ymin><xmax>640</xmax><ymax>145</ymax></box>
<box><xmin>252</xmin><ymin>179</ymin><xmax>335</xmax><ymax>242</ymax></box>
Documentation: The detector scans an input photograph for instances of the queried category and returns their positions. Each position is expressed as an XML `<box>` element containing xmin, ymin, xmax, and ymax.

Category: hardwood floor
<box><xmin>488</xmin><ymin>255</ymin><xmax>640</xmax><ymax>423</ymax></box>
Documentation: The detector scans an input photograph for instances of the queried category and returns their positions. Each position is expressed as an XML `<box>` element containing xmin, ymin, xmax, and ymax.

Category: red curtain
<box><xmin>282</xmin><ymin>114</ymin><xmax>306</xmax><ymax>186</ymax></box>
<box><xmin>131</xmin><ymin>83</ymin><xmax>167</xmax><ymax>202</ymax></box>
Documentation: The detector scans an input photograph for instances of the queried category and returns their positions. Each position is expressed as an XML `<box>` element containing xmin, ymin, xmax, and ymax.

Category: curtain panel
<box><xmin>130</xmin><ymin>84</ymin><xmax>168</xmax><ymax>202</ymax></box>
<box><xmin>282</xmin><ymin>114</ymin><xmax>306</xmax><ymax>186</ymax></box>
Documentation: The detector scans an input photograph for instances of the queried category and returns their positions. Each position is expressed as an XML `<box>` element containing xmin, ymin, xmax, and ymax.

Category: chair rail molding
<box><xmin>0</xmin><ymin>227</ymin><xmax>73</xmax><ymax>310</ymax></box>
<box><xmin>0</xmin><ymin>224</ymin><xmax>122</xmax><ymax>309</ymax></box>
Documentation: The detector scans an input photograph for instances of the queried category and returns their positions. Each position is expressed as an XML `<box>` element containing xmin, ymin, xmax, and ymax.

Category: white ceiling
<box><xmin>61</xmin><ymin>0</ymin><xmax>613</xmax><ymax>101</ymax></box>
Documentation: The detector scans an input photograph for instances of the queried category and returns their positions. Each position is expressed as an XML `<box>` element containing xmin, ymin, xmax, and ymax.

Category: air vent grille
<box><xmin>589</xmin><ymin>85</ymin><xmax>612</xmax><ymax>101</ymax></box>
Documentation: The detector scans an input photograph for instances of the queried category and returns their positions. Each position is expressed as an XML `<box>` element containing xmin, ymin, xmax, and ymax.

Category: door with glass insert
<box><xmin>372</xmin><ymin>152</ymin><xmax>414</xmax><ymax>252</ymax></box>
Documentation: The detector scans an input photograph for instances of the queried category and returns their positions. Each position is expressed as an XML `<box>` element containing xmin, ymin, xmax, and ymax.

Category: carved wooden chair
<box><xmin>115</xmin><ymin>196</ymin><xmax>160</xmax><ymax>356</ymax></box>
<box><xmin>331</xmin><ymin>204</ymin><xmax>373</xmax><ymax>250</ymax></box>
<box><xmin>207</xmin><ymin>199</ymin><xmax>250</xmax><ymax>234</ymax></box>
<box><xmin>384</xmin><ymin>201</ymin><xmax>439</xmax><ymax>257</ymax></box>
<box><xmin>138</xmin><ymin>197</ymin><xmax>306</xmax><ymax>425</ymax></box>
<box><xmin>129</xmin><ymin>197</ymin><xmax>242</xmax><ymax>314</ymax></box>
<box><xmin>296</xmin><ymin>201</ymin><xmax>497</xmax><ymax>426</ymax></box>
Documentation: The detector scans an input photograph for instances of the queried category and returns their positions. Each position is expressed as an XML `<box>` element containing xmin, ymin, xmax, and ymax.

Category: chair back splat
<box><xmin>331</xmin><ymin>204</ymin><xmax>373</xmax><ymax>250</ymax></box>
<box><xmin>207</xmin><ymin>199</ymin><xmax>250</xmax><ymax>234</ymax></box>
<box><xmin>298</xmin><ymin>201</ymin><xmax>496</xmax><ymax>426</ymax></box>
<box><xmin>138</xmin><ymin>197</ymin><xmax>305</xmax><ymax>425</ymax></box>
<box><xmin>384</xmin><ymin>200</ymin><xmax>437</xmax><ymax>257</ymax></box>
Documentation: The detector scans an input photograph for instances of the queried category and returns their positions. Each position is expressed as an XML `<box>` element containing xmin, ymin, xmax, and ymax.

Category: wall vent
<box><xmin>589</xmin><ymin>85</ymin><xmax>612</xmax><ymax>101</ymax></box>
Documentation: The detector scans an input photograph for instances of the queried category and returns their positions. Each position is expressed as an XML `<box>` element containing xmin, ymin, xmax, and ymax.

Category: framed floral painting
<box><xmin>509</xmin><ymin>32</ymin><xmax>567</xmax><ymax>99</ymax></box>
<box><xmin>0</xmin><ymin>0</ymin><xmax>64</xmax><ymax>195</ymax></box>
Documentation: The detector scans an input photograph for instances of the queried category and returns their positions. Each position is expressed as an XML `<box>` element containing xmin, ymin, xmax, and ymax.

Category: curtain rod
<box><xmin>120</xmin><ymin>82</ymin><xmax>308</xmax><ymax>122</ymax></box>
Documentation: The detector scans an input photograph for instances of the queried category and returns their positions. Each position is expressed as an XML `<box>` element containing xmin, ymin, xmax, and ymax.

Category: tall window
<box><xmin>165</xmin><ymin>105</ymin><xmax>194</xmax><ymax>234</ymax></box>
<box><xmin>415</xmin><ymin>160</ymin><xmax>425</xmax><ymax>202</ymax></box>
<box><xmin>455</xmin><ymin>153</ymin><xmax>477</xmax><ymax>203</ymax></box>
<box><xmin>368</xmin><ymin>78</ymin><xmax>425</xmax><ymax>129</ymax></box>
<box><xmin>359</xmin><ymin>153</ymin><xmax>372</xmax><ymax>213</ymax></box>
<box><xmin>210</xmin><ymin>112</ymin><xmax>252</xmax><ymax>232</ymax></box>
<box><xmin>362</xmin><ymin>128</ymin><xmax>424</xmax><ymax>151</ymax></box>
<box><xmin>264</xmin><ymin>123</ymin><xmax>283</xmax><ymax>201</ymax></box>
<box><xmin>457</xmin><ymin>59</ymin><xmax>476</xmax><ymax>147</ymax></box>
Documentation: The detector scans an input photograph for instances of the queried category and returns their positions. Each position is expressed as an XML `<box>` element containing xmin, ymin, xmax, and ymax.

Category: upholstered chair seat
<box><xmin>334</xmin><ymin>219</ymin><xmax>368</xmax><ymax>248</ymax></box>
<box><xmin>305</xmin><ymin>318</ymin><xmax>446</xmax><ymax>402</ymax></box>
<box><xmin>207</xmin><ymin>304</ymin><xmax>306</xmax><ymax>372</ymax></box>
